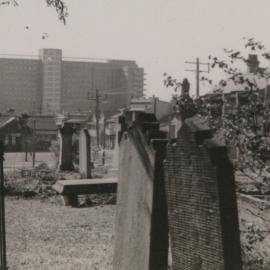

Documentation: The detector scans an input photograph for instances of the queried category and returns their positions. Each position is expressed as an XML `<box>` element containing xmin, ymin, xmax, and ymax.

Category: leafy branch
<box><xmin>164</xmin><ymin>38</ymin><xmax>270</xmax><ymax>190</ymax></box>
<box><xmin>0</xmin><ymin>0</ymin><xmax>68</xmax><ymax>24</ymax></box>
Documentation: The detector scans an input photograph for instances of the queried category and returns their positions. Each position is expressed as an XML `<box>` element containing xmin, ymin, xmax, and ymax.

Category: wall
<box><xmin>0</xmin><ymin>50</ymin><xmax>144</xmax><ymax>116</ymax></box>
<box><xmin>0</xmin><ymin>58</ymin><xmax>41</xmax><ymax>113</ymax></box>
<box><xmin>40</xmin><ymin>49</ymin><xmax>62</xmax><ymax>115</ymax></box>
<box><xmin>61</xmin><ymin>62</ymin><xmax>129</xmax><ymax>115</ymax></box>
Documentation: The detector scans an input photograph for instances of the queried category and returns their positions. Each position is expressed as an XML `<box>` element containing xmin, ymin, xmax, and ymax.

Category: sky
<box><xmin>1</xmin><ymin>0</ymin><xmax>270</xmax><ymax>101</ymax></box>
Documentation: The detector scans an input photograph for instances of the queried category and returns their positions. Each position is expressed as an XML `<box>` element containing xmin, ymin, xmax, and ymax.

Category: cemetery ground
<box><xmin>3</xmin><ymin>152</ymin><xmax>56</xmax><ymax>172</ymax></box>
<box><xmin>6</xmin><ymin>197</ymin><xmax>115</xmax><ymax>270</ymax></box>
<box><xmin>2</xmin><ymin>152</ymin><xmax>270</xmax><ymax>269</ymax></box>
<box><xmin>3</xmin><ymin>151</ymin><xmax>116</xmax><ymax>270</ymax></box>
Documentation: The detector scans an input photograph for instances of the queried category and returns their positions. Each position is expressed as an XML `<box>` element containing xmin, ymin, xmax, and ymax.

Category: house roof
<box><xmin>0</xmin><ymin>115</ymin><xmax>58</xmax><ymax>134</ymax></box>
<box><xmin>130</xmin><ymin>98</ymin><xmax>152</xmax><ymax>105</ymax></box>
<box><xmin>28</xmin><ymin>116</ymin><xmax>57</xmax><ymax>131</ymax></box>
<box><xmin>0</xmin><ymin>116</ymin><xmax>27</xmax><ymax>134</ymax></box>
<box><xmin>210</xmin><ymin>69</ymin><xmax>270</xmax><ymax>94</ymax></box>
<box><xmin>0</xmin><ymin>116</ymin><xmax>16</xmax><ymax>129</ymax></box>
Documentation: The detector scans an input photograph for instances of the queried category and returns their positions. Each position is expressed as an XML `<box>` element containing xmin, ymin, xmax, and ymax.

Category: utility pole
<box><xmin>88</xmin><ymin>89</ymin><xmax>125</xmax><ymax>148</ymax></box>
<box><xmin>95</xmin><ymin>89</ymin><xmax>100</xmax><ymax>148</ymax></box>
<box><xmin>32</xmin><ymin>119</ymin><xmax>36</xmax><ymax>168</ymax></box>
<box><xmin>88</xmin><ymin>89</ymin><xmax>102</xmax><ymax>148</ymax></box>
<box><xmin>103</xmin><ymin>117</ymin><xmax>106</xmax><ymax>148</ymax></box>
<box><xmin>153</xmin><ymin>95</ymin><xmax>158</xmax><ymax>116</ymax></box>
<box><xmin>185</xmin><ymin>58</ymin><xmax>210</xmax><ymax>98</ymax></box>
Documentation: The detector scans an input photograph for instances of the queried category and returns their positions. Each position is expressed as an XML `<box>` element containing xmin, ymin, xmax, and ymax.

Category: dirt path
<box><xmin>5</xmin><ymin>197</ymin><xmax>115</xmax><ymax>270</ymax></box>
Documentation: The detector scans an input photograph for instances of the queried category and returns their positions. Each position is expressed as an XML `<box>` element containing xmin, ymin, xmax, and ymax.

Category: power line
<box><xmin>185</xmin><ymin>58</ymin><xmax>210</xmax><ymax>98</ymax></box>
<box><xmin>88</xmin><ymin>89</ymin><xmax>102</xmax><ymax>148</ymax></box>
<box><xmin>87</xmin><ymin>89</ymin><xmax>127</xmax><ymax>147</ymax></box>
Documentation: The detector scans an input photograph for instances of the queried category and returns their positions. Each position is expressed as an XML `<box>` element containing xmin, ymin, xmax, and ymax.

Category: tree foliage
<box><xmin>164</xmin><ymin>38</ymin><xmax>270</xmax><ymax>269</ymax></box>
<box><xmin>164</xmin><ymin>38</ymin><xmax>270</xmax><ymax>183</ymax></box>
<box><xmin>0</xmin><ymin>0</ymin><xmax>68</xmax><ymax>24</ymax></box>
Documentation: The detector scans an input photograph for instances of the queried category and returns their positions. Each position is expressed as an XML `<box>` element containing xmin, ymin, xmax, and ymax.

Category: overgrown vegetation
<box><xmin>164</xmin><ymin>38</ymin><xmax>270</xmax><ymax>270</ymax></box>
<box><xmin>4</xmin><ymin>162</ymin><xmax>57</xmax><ymax>199</ymax></box>
<box><xmin>164</xmin><ymin>37</ymin><xmax>270</xmax><ymax>191</ymax></box>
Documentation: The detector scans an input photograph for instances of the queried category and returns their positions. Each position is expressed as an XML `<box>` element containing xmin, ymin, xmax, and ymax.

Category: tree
<box><xmin>164</xmin><ymin>38</ymin><xmax>270</xmax><ymax>270</ymax></box>
<box><xmin>0</xmin><ymin>0</ymin><xmax>68</xmax><ymax>24</ymax></box>
<box><xmin>164</xmin><ymin>38</ymin><xmax>270</xmax><ymax>187</ymax></box>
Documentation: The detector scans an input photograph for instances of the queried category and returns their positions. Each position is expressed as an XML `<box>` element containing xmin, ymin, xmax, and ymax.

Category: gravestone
<box><xmin>164</xmin><ymin>116</ymin><xmax>242</xmax><ymax>270</ymax></box>
<box><xmin>58</xmin><ymin>124</ymin><xmax>76</xmax><ymax>171</ymax></box>
<box><xmin>113</xmin><ymin>111</ymin><xmax>168</xmax><ymax>270</ymax></box>
<box><xmin>79</xmin><ymin>128</ymin><xmax>91</xmax><ymax>178</ymax></box>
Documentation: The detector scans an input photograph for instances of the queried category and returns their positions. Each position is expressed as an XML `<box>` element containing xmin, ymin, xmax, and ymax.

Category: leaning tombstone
<box><xmin>113</xmin><ymin>111</ymin><xmax>169</xmax><ymax>270</ymax></box>
<box><xmin>164</xmin><ymin>116</ymin><xmax>242</xmax><ymax>270</ymax></box>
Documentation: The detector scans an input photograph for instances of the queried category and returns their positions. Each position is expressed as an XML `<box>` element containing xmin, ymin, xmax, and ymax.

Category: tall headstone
<box><xmin>164</xmin><ymin>116</ymin><xmax>242</xmax><ymax>270</ymax></box>
<box><xmin>112</xmin><ymin>115</ymin><xmax>121</xmax><ymax>169</ymax></box>
<box><xmin>79</xmin><ymin>129</ymin><xmax>91</xmax><ymax>178</ymax></box>
<box><xmin>59</xmin><ymin>124</ymin><xmax>75</xmax><ymax>171</ymax></box>
<box><xmin>113</xmin><ymin>112</ymin><xmax>168</xmax><ymax>270</ymax></box>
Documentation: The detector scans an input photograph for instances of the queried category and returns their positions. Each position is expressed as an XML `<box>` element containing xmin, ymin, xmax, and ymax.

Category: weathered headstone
<box><xmin>164</xmin><ymin>116</ymin><xmax>242</xmax><ymax>270</ymax></box>
<box><xmin>113</xmin><ymin>111</ymin><xmax>168</xmax><ymax>270</ymax></box>
<box><xmin>59</xmin><ymin>124</ymin><xmax>75</xmax><ymax>171</ymax></box>
<box><xmin>79</xmin><ymin>128</ymin><xmax>91</xmax><ymax>178</ymax></box>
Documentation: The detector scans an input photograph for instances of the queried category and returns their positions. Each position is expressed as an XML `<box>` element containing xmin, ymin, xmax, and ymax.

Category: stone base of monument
<box><xmin>53</xmin><ymin>178</ymin><xmax>118</xmax><ymax>207</ymax></box>
<box><xmin>106</xmin><ymin>168</ymin><xmax>119</xmax><ymax>178</ymax></box>
<box><xmin>61</xmin><ymin>194</ymin><xmax>79</xmax><ymax>206</ymax></box>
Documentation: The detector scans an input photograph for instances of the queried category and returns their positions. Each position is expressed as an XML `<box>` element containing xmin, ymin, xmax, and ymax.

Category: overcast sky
<box><xmin>1</xmin><ymin>0</ymin><xmax>270</xmax><ymax>100</ymax></box>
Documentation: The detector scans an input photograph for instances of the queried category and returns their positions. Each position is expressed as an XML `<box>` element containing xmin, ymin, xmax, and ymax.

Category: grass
<box><xmin>5</xmin><ymin>197</ymin><xmax>115</xmax><ymax>270</ymax></box>
<box><xmin>2</xmin><ymin>150</ymin><xmax>118</xmax><ymax>269</ymax></box>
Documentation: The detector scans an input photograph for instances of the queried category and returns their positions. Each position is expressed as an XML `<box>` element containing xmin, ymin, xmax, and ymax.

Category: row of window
<box><xmin>44</xmin><ymin>82</ymin><xmax>61</xmax><ymax>87</ymax></box>
<box><xmin>43</xmin><ymin>71</ymin><xmax>61</xmax><ymax>77</ymax></box>
<box><xmin>4</xmin><ymin>135</ymin><xmax>18</xmax><ymax>146</ymax></box>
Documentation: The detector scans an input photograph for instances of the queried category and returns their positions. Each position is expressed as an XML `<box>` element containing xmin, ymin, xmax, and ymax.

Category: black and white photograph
<box><xmin>0</xmin><ymin>0</ymin><xmax>269</xmax><ymax>269</ymax></box>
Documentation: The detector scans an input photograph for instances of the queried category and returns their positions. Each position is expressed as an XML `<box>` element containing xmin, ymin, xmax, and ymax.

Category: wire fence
<box><xmin>3</xmin><ymin>152</ymin><xmax>57</xmax><ymax>173</ymax></box>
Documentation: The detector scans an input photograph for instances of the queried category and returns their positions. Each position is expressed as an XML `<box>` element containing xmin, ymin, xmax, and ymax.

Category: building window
<box><xmin>4</xmin><ymin>136</ymin><xmax>8</xmax><ymax>145</ymax></box>
<box><xmin>12</xmin><ymin>135</ymin><xmax>16</xmax><ymax>145</ymax></box>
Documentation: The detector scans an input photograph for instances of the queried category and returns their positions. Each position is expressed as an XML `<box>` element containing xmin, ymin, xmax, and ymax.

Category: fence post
<box><xmin>0</xmin><ymin>140</ymin><xmax>7</xmax><ymax>270</ymax></box>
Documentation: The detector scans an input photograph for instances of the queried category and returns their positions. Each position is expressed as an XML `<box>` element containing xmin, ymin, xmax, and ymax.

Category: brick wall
<box><xmin>164</xmin><ymin>116</ymin><xmax>242</xmax><ymax>270</ymax></box>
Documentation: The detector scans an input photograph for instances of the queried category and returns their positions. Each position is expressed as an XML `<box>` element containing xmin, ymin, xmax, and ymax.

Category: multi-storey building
<box><xmin>0</xmin><ymin>49</ymin><xmax>145</xmax><ymax>116</ymax></box>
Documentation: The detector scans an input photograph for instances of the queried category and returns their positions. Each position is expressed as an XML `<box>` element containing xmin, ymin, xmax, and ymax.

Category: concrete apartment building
<box><xmin>0</xmin><ymin>49</ymin><xmax>144</xmax><ymax>116</ymax></box>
